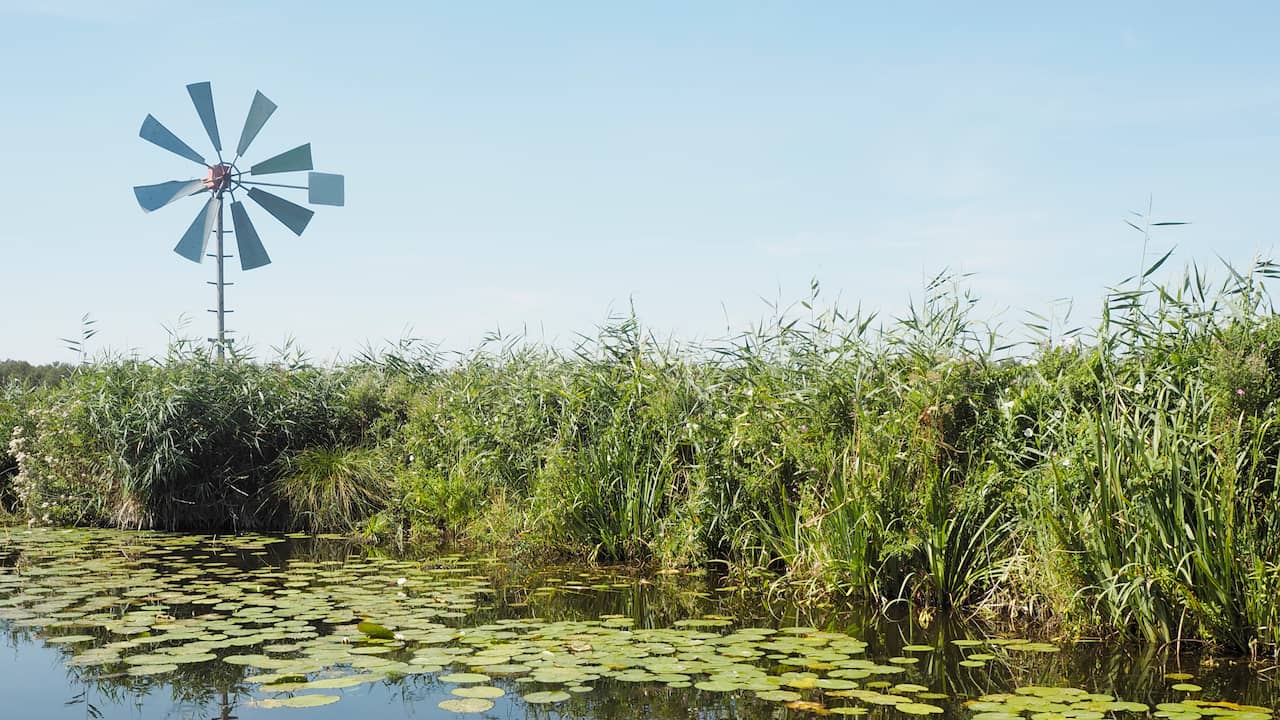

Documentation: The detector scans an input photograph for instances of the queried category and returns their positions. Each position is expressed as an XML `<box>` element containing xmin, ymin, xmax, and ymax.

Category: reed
<box><xmin>2</xmin><ymin>257</ymin><xmax>1278</xmax><ymax>655</ymax></box>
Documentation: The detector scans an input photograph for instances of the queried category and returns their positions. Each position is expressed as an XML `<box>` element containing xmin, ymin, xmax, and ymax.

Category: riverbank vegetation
<box><xmin>3</xmin><ymin>259</ymin><xmax>1279</xmax><ymax>657</ymax></box>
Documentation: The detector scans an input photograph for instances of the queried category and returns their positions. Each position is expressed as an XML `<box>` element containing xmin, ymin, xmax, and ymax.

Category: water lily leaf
<box><xmin>127</xmin><ymin>663</ymin><xmax>178</xmax><ymax>676</ymax></box>
<box><xmin>438</xmin><ymin>698</ymin><xmax>494</xmax><ymax>713</ymax></box>
<box><xmin>453</xmin><ymin>685</ymin><xmax>505</xmax><ymax>699</ymax></box>
<box><xmin>786</xmin><ymin>700</ymin><xmax>830</xmax><ymax>713</ymax></box>
<box><xmin>898</xmin><ymin>703</ymin><xmax>945</xmax><ymax>715</ymax></box>
<box><xmin>274</xmin><ymin>694</ymin><xmax>341</xmax><ymax>708</ymax></box>
<box><xmin>523</xmin><ymin>690</ymin><xmax>571</xmax><ymax>703</ymax></box>
<box><xmin>439</xmin><ymin>672</ymin><xmax>492</xmax><ymax>684</ymax></box>
<box><xmin>357</xmin><ymin>620</ymin><xmax>395</xmax><ymax>640</ymax></box>
<box><xmin>44</xmin><ymin>634</ymin><xmax>96</xmax><ymax>644</ymax></box>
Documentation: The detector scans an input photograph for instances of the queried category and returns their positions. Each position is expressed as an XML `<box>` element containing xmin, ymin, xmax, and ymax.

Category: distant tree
<box><xmin>0</xmin><ymin>360</ymin><xmax>74</xmax><ymax>388</ymax></box>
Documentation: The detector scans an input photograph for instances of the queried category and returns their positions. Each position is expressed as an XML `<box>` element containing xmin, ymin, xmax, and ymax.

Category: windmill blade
<box><xmin>250</xmin><ymin>144</ymin><xmax>312</xmax><ymax>175</ymax></box>
<box><xmin>247</xmin><ymin>187</ymin><xmax>313</xmax><ymax>235</ymax></box>
<box><xmin>308</xmin><ymin>172</ymin><xmax>345</xmax><ymax>206</ymax></box>
<box><xmin>235</xmin><ymin>91</ymin><xmax>277</xmax><ymax>157</ymax></box>
<box><xmin>230</xmin><ymin>201</ymin><xmax>271</xmax><ymax>270</ymax></box>
<box><xmin>173</xmin><ymin>196</ymin><xmax>220</xmax><ymax>262</ymax></box>
<box><xmin>140</xmin><ymin>115</ymin><xmax>207</xmax><ymax>166</ymax></box>
<box><xmin>186</xmin><ymin>81</ymin><xmax>222</xmax><ymax>153</ymax></box>
<box><xmin>133</xmin><ymin>179</ymin><xmax>204</xmax><ymax>212</ymax></box>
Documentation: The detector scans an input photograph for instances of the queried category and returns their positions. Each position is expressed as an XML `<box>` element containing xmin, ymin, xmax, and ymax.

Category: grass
<box><xmin>272</xmin><ymin>446</ymin><xmax>390</xmax><ymax>534</ymax></box>
<box><xmin>2</xmin><ymin>257</ymin><xmax>1279</xmax><ymax>656</ymax></box>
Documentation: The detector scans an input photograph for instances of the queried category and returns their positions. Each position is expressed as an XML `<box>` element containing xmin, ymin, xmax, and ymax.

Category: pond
<box><xmin>0</xmin><ymin>527</ymin><xmax>1275</xmax><ymax>720</ymax></box>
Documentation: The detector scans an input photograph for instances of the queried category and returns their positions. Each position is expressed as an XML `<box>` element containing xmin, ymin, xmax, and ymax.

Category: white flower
<box><xmin>396</xmin><ymin>577</ymin><xmax>407</xmax><ymax>586</ymax></box>
<box><xmin>1023</xmin><ymin>428</ymin><xmax>1034</xmax><ymax>438</ymax></box>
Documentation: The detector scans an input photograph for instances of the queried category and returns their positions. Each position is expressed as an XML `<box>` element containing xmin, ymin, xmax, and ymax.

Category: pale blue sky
<box><xmin>2</xmin><ymin>2</ymin><xmax>1277</xmax><ymax>363</ymax></box>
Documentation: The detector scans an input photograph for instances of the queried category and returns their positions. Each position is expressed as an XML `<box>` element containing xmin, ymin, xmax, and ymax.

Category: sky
<box><xmin>1</xmin><ymin>2</ymin><xmax>1278</xmax><ymax>363</ymax></box>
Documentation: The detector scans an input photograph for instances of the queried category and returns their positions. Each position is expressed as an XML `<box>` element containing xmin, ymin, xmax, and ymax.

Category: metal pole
<box><xmin>215</xmin><ymin>195</ymin><xmax>226</xmax><ymax>360</ymax></box>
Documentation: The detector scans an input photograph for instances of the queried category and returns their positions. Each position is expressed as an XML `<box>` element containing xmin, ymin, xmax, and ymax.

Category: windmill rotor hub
<box><xmin>203</xmin><ymin>163</ymin><xmax>234</xmax><ymax>193</ymax></box>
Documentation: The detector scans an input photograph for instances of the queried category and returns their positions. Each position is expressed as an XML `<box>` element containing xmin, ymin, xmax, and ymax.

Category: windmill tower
<box><xmin>133</xmin><ymin>82</ymin><xmax>344</xmax><ymax>358</ymax></box>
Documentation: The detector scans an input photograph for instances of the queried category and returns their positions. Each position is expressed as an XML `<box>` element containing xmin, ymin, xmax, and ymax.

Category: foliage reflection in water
<box><xmin>0</xmin><ymin>528</ymin><xmax>1276</xmax><ymax>720</ymax></box>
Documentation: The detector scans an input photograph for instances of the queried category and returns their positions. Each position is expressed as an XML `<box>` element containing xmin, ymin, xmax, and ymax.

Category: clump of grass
<box><xmin>272</xmin><ymin>446</ymin><xmax>390</xmax><ymax>534</ymax></box>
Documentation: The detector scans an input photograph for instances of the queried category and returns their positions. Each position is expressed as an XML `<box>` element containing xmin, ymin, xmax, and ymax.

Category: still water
<box><xmin>0</xmin><ymin>527</ymin><xmax>1275</xmax><ymax>720</ymax></box>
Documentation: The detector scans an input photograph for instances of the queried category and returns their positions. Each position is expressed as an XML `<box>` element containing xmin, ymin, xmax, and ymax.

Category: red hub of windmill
<box><xmin>202</xmin><ymin>163</ymin><xmax>233</xmax><ymax>193</ymax></box>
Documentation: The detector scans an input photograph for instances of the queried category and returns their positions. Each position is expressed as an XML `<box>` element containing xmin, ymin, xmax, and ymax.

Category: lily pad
<box><xmin>523</xmin><ymin>690</ymin><xmax>572</xmax><ymax>703</ymax></box>
<box><xmin>267</xmin><ymin>694</ymin><xmax>341</xmax><ymax>708</ymax></box>
<box><xmin>437</xmin><ymin>698</ymin><xmax>495</xmax><ymax>713</ymax></box>
<box><xmin>453</xmin><ymin>685</ymin><xmax>505</xmax><ymax>699</ymax></box>
<box><xmin>439</xmin><ymin>672</ymin><xmax>491</xmax><ymax>684</ymax></box>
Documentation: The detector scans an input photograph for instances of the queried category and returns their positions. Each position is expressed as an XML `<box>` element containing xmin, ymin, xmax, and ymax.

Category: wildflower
<box><xmin>1237</xmin><ymin>388</ymin><xmax>1246</xmax><ymax>396</ymax></box>
<box><xmin>798</xmin><ymin>424</ymin><xmax>808</xmax><ymax>432</ymax></box>
<box><xmin>1023</xmin><ymin>428</ymin><xmax>1033</xmax><ymax>438</ymax></box>
<box><xmin>1060</xmin><ymin>457</ymin><xmax>1071</xmax><ymax>468</ymax></box>
<box><xmin>1000</xmin><ymin>400</ymin><xmax>1014</xmax><ymax>411</ymax></box>
<box><xmin>1134</xmin><ymin>382</ymin><xmax>1144</xmax><ymax>393</ymax></box>
<box><xmin>396</xmin><ymin>577</ymin><xmax>407</xmax><ymax>586</ymax></box>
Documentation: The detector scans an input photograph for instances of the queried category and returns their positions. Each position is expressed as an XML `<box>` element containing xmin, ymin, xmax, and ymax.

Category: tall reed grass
<box><xmin>2</xmin><ymin>259</ymin><xmax>1277</xmax><ymax>655</ymax></box>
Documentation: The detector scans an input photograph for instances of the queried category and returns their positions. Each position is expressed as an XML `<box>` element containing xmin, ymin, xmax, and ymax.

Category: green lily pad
<box><xmin>453</xmin><ymin>685</ymin><xmax>505</xmax><ymax>699</ymax></box>
<box><xmin>439</xmin><ymin>672</ymin><xmax>491</xmax><ymax>684</ymax></box>
<box><xmin>898</xmin><ymin>703</ymin><xmax>945</xmax><ymax>715</ymax></box>
<box><xmin>523</xmin><ymin>690</ymin><xmax>571</xmax><ymax>703</ymax></box>
<box><xmin>127</xmin><ymin>664</ymin><xmax>178</xmax><ymax>676</ymax></box>
<box><xmin>259</xmin><ymin>694</ymin><xmax>341</xmax><ymax>708</ymax></box>
<box><xmin>44</xmin><ymin>634</ymin><xmax>96</xmax><ymax>644</ymax></box>
<box><xmin>437</xmin><ymin>698</ymin><xmax>495</xmax><ymax>713</ymax></box>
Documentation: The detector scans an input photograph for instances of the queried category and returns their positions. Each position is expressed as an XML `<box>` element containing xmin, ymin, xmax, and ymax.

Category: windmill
<box><xmin>133</xmin><ymin>82</ymin><xmax>344</xmax><ymax>358</ymax></box>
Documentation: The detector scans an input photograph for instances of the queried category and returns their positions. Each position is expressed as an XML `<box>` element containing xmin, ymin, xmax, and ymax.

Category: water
<box><xmin>0</xmin><ymin>527</ymin><xmax>1275</xmax><ymax>720</ymax></box>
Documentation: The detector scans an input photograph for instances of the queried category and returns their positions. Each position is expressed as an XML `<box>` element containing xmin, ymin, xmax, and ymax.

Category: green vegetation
<box><xmin>0</xmin><ymin>359</ymin><xmax>74</xmax><ymax>388</ymax></box>
<box><xmin>3</xmin><ymin>259</ymin><xmax>1279</xmax><ymax>657</ymax></box>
